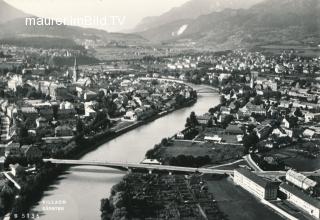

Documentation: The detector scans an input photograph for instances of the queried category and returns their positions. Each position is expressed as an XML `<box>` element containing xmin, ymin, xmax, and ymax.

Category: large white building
<box><xmin>234</xmin><ymin>168</ymin><xmax>278</xmax><ymax>200</ymax></box>
<box><xmin>286</xmin><ymin>170</ymin><xmax>317</xmax><ymax>191</ymax></box>
<box><xmin>280</xmin><ymin>183</ymin><xmax>320</xmax><ymax>219</ymax></box>
<box><xmin>7</xmin><ymin>74</ymin><xmax>23</xmax><ymax>92</ymax></box>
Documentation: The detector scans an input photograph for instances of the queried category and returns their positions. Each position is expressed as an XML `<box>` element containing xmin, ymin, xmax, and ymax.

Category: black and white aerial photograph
<box><xmin>0</xmin><ymin>0</ymin><xmax>319</xmax><ymax>219</ymax></box>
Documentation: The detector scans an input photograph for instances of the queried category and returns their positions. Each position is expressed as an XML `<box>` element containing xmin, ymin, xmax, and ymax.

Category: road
<box><xmin>139</xmin><ymin>77</ymin><xmax>219</xmax><ymax>93</ymax></box>
<box><xmin>244</xmin><ymin>154</ymin><xmax>264</xmax><ymax>172</ymax></box>
<box><xmin>3</xmin><ymin>172</ymin><xmax>21</xmax><ymax>190</ymax></box>
<box><xmin>43</xmin><ymin>159</ymin><xmax>301</xmax><ymax>178</ymax></box>
<box><xmin>43</xmin><ymin>158</ymin><xmax>234</xmax><ymax>175</ymax></box>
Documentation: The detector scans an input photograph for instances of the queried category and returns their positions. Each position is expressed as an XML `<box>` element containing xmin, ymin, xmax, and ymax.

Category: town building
<box><xmin>73</xmin><ymin>57</ymin><xmax>79</xmax><ymax>83</ymax></box>
<box><xmin>234</xmin><ymin>168</ymin><xmax>278</xmax><ymax>200</ymax></box>
<box><xmin>280</xmin><ymin>183</ymin><xmax>320</xmax><ymax>219</ymax></box>
<box><xmin>286</xmin><ymin>170</ymin><xmax>317</xmax><ymax>191</ymax></box>
<box><xmin>197</xmin><ymin>114</ymin><xmax>211</xmax><ymax>125</ymax></box>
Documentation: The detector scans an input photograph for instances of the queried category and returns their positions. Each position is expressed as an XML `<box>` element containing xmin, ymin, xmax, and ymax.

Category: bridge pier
<box><xmin>127</xmin><ymin>168</ymin><xmax>132</xmax><ymax>173</ymax></box>
<box><xmin>148</xmin><ymin>170</ymin><xmax>153</xmax><ymax>174</ymax></box>
<box><xmin>169</xmin><ymin>172</ymin><xmax>173</xmax><ymax>175</ymax></box>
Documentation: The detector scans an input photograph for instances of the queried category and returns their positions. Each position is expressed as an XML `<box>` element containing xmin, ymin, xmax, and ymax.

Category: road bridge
<box><xmin>43</xmin><ymin>159</ymin><xmax>320</xmax><ymax>178</ymax></box>
<box><xmin>139</xmin><ymin>77</ymin><xmax>218</xmax><ymax>93</ymax></box>
<box><xmin>43</xmin><ymin>159</ymin><xmax>233</xmax><ymax>175</ymax></box>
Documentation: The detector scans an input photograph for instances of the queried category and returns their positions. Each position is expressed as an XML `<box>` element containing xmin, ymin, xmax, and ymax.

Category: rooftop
<box><xmin>286</xmin><ymin>170</ymin><xmax>317</xmax><ymax>188</ymax></box>
<box><xmin>280</xmin><ymin>183</ymin><xmax>320</xmax><ymax>209</ymax></box>
<box><xmin>235</xmin><ymin>168</ymin><xmax>275</xmax><ymax>189</ymax></box>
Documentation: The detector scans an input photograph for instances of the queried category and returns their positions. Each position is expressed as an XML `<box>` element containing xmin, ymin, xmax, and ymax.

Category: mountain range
<box><xmin>0</xmin><ymin>0</ymin><xmax>30</xmax><ymax>24</ymax></box>
<box><xmin>0</xmin><ymin>0</ymin><xmax>146</xmax><ymax>47</ymax></box>
<box><xmin>135</xmin><ymin>0</ymin><xmax>320</xmax><ymax>49</ymax></box>
<box><xmin>133</xmin><ymin>0</ymin><xmax>264</xmax><ymax>32</ymax></box>
<box><xmin>0</xmin><ymin>0</ymin><xmax>319</xmax><ymax>51</ymax></box>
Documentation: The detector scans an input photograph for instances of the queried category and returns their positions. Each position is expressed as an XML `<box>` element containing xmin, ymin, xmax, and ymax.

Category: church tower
<box><xmin>250</xmin><ymin>75</ymin><xmax>254</xmax><ymax>89</ymax></box>
<box><xmin>73</xmin><ymin>57</ymin><xmax>79</xmax><ymax>83</ymax></box>
<box><xmin>250</xmin><ymin>71</ymin><xmax>256</xmax><ymax>89</ymax></box>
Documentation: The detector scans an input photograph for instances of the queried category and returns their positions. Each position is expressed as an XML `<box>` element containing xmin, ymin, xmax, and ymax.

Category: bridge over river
<box><xmin>139</xmin><ymin>77</ymin><xmax>219</xmax><ymax>93</ymax></box>
<box><xmin>43</xmin><ymin>158</ymin><xmax>233</xmax><ymax>175</ymax></box>
<box><xmin>44</xmin><ymin>159</ymin><xmax>320</xmax><ymax>177</ymax></box>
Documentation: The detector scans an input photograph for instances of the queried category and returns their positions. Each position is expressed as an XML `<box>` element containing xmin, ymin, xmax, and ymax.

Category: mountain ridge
<box><xmin>0</xmin><ymin>0</ymin><xmax>30</xmax><ymax>23</ymax></box>
<box><xmin>0</xmin><ymin>1</ymin><xmax>147</xmax><ymax>47</ymax></box>
<box><xmin>136</xmin><ymin>0</ymin><xmax>320</xmax><ymax>49</ymax></box>
<box><xmin>133</xmin><ymin>0</ymin><xmax>264</xmax><ymax>32</ymax></box>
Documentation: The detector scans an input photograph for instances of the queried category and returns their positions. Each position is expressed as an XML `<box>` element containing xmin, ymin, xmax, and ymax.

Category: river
<box><xmin>31</xmin><ymin>90</ymin><xmax>220</xmax><ymax>220</ymax></box>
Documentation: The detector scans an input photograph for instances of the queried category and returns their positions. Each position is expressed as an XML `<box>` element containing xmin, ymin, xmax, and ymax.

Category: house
<box><xmin>282</xmin><ymin>118</ymin><xmax>291</xmax><ymax>129</ymax></box>
<box><xmin>229</xmin><ymin>102</ymin><xmax>237</xmax><ymax>111</ymax></box>
<box><xmin>305</xmin><ymin>113</ymin><xmax>320</xmax><ymax>123</ymax></box>
<box><xmin>286</xmin><ymin>170</ymin><xmax>317</xmax><ymax>191</ymax></box>
<box><xmin>141</xmin><ymin>159</ymin><xmax>161</xmax><ymax>165</ymax></box>
<box><xmin>220</xmin><ymin>107</ymin><xmax>231</xmax><ymax>115</ymax></box>
<box><xmin>84</xmin><ymin>90</ymin><xmax>97</xmax><ymax>101</ymax></box>
<box><xmin>176</xmin><ymin>132</ymin><xmax>185</xmax><ymax>139</ymax></box>
<box><xmin>234</xmin><ymin>168</ymin><xmax>278</xmax><ymax>200</ymax></box>
<box><xmin>136</xmin><ymin>90</ymin><xmax>149</xmax><ymax>98</ymax></box>
<box><xmin>7</xmin><ymin>74</ymin><xmax>23</xmax><ymax>91</ymax></box>
<box><xmin>9</xmin><ymin>164</ymin><xmax>26</xmax><ymax>177</ymax></box>
<box><xmin>20</xmin><ymin>107</ymin><xmax>38</xmax><ymax>121</ymax></box>
<box><xmin>303</xmin><ymin>129</ymin><xmax>315</xmax><ymax>138</ymax></box>
<box><xmin>122</xmin><ymin>110</ymin><xmax>137</xmax><ymax>122</ymax></box>
<box><xmin>257</xmin><ymin>140</ymin><xmax>274</xmax><ymax>149</ymax></box>
<box><xmin>36</xmin><ymin>117</ymin><xmax>47</xmax><ymax>128</ymax></box>
<box><xmin>57</xmin><ymin>108</ymin><xmax>77</xmax><ymax>120</ymax></box>
<box><xmin>240</xmin><ymin>103</ymin><xmax>266</xmax><ymax>116</ymax></box>
<box><xmin>197</xmin><ymin>114</ymin><xmax>211</xmax><ymax>125</ymax></box>
<box><xmin>204</xmin><ymin>135</ymin><xmax>222</xmax><ymax>143</ymax></box>
<box><xmin>272</xmin><ymin>127</ymin><xmax>289</xmax><ymax>138</ymax></box>
<box><xmin>38</xmin><ymin>106</ymin><xmax>54</xmax><ymax>120</ymax></box>
<box><xmin>255</xmin><ymin>124</ymin><xmax>273</xmax><ymax>140</ymax></box>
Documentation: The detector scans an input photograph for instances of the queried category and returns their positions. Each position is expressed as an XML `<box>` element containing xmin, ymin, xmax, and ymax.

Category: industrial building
<box><xmin>286</xmin><ymin>170</ymin><xmax>317</xmax><ymax>191</ymax></box>
<box><xmin>234</xmin><ymin>168</ymin><xmax>278</xmax><ymax>200</ymax></box>
<box><xmin>280</xmin><ymin>183</ymin><xmax>320</xmax><ymax>219</ymax></box>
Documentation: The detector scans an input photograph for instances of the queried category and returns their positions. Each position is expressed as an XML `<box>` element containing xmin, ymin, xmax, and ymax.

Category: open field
<box><xmin>257</xmin><ymin>44</ymin><xmax>320</xmax><ymax>57</ymax></box>
<box><xmin>156</xmin><ymin>140</ymin><xmax>244</xmax><ymax>163</ymax></box>
<box><xmin>206</xmin><ymin>176</ymin><xmax>284</xmax><ymax>220</ymax></box>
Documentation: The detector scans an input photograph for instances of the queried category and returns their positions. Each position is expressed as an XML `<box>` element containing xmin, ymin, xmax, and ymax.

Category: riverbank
<box><xmin>69</xmin><ymin>98</ymin><xmax>197</xmax><ymax>160</ymax></box>
<box><xmin>8</xmin><ymin>97</ymin><xmax>198</xmax><ymax>219</ymax></box>
<box><xmin>29</xmin><ymin>91</ymin><xmax>220</xmax><ymax>220</ymax></box>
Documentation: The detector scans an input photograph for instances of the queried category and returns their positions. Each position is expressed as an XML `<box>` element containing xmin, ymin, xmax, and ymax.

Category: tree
<box><xmin>287</xmin><ymin>116</ymin><xmax>298</xmax><ymax>128</ymax></box>
<box><xmin>252</xmin><ymin>95</ymin><xmax>263</xmax><ymax>105</ymax></box>
<box><xmin>175</xmin><ymin>94</ymin><xmax>185</xmax><ymax>106</ymax></box>
<box><xmin>294</xmin><ymin>107</ymin><xmax>303</xmax><ymax>117</ymax></box>
<box><xmin>151</xmin><ymin>79</ymin><xmax>159</xmax><ymax>85</ymax></box>
<box><xmin>220</xmin><ymin>95</ymin><xmax>227</xmax><ymax>105</ymax></box>
<box><xmin>185</xmin><ymin>117</ymin><xmax>192</xmax><ymax>128</ymax></box>
<box><xmin>207</xmin><ymin>118</ymin><xmax>213</xmax><ymax>127</ymax></box>
<box><xmin>243</xmin><ymin>133</ymin><xmax>259</xmax><ymax>154</ymax></box>
<box><xmin>221</xmin><ymin>115</ymin><xmax>234</xmax><ymax>128</ymax></box>
<box><xmin>189</xmin><ymin>111</ymin><xmax>198</xmax><ymax>127</ymax></box>
<box><xmin>76</xmin><ymin>119</ymin><xmax>85</xmax><ymax>134</ymax></box>
<box><xmin>161</xmin><ymin>138</ymin><xmax>169</xmax><ymax>146</ymax></box>
<box><xmin>0</xmin><ymin>184</ymin><xmax>15</xmax><ymax>211</ymax></box>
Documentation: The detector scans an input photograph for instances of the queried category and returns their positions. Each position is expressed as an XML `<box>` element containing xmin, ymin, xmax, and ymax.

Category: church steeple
<box><xmin>73</xmin><ymin>57</ymin><xmax>79</xmax><ymax>83</ymax></box>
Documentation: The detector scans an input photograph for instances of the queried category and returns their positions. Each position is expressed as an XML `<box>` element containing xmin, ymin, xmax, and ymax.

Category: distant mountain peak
<box><xmin>0</xmin><ymin>0</ymin><xmax>30</xmax><ymax>24</ymax></box>
<box><xmin>133</xmin><ymin>0</ymin><xmax>264</xmax><ymax>33</ymax></box>
<box><xmin>136</xmin><ymin>0</ymin><xmax>320</xmax><ymax>49</ymax></box>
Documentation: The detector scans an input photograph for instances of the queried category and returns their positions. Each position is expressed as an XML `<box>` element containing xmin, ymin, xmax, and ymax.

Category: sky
<box><xmin>4</xmin><ymin>0</ymin><xmax>189</xmax><ymax>32</ymax></box>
